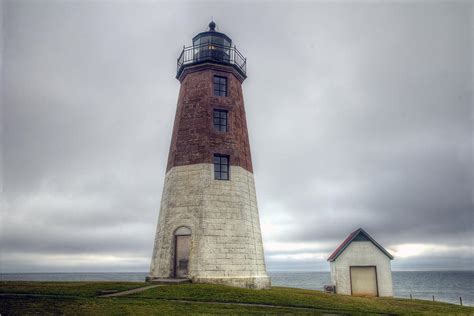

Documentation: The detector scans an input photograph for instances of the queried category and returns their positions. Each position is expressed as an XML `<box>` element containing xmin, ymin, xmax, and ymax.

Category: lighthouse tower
<box><xmin>148</xmin><ymin>22</ymin><xmax>270</xmax><ymax>289</ymax></box>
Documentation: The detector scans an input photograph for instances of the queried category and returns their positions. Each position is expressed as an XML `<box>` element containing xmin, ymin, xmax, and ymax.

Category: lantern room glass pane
<box><xmin>211</xmin><ymin>36</ymin><xmax>224</xmax><ymax>45</ymax></box>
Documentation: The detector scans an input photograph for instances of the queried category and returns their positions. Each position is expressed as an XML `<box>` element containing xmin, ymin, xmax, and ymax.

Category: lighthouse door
<box><xmin>174</xmin><ymin>227</ymin><xmax>191</xmax><ymax>278</ymax></box>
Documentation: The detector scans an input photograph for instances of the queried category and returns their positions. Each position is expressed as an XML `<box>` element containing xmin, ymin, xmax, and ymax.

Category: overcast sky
<box><xmin>1</xmin><ymin>1</ymin><xmax>473</xmax><ymax>273</ymax></box>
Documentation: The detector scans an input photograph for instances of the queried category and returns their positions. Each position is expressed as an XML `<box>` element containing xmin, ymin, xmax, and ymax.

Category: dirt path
<box><xmin>138</xmin><ymin>298</ymin><xmax>347</xmax><ymax>314</ymax></box>
<box><xmin>98</xmin><ymin>284</ymin><xmax>163</xmax><ymax>297</ymax></box>
<box><xmin>99</xmin><ymin>288</ymin><xmax>348</xmax><ymax>314</ymax></box>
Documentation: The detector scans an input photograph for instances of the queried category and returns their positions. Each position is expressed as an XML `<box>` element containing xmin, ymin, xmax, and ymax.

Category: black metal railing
<box><xmin>177</xmin><ymin>42</ymin><xmax>246</xmax><ymax>77</ymax></box>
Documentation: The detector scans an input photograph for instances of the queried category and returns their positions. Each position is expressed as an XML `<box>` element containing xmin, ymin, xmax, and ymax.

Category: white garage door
<box><xmin>350</xmin><ymin>266</ymin><xmax>378</xmax><ymax>297</ymax></box>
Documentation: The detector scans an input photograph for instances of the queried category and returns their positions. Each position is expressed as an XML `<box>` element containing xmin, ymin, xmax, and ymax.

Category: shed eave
<box><xmin>327</xmin><ymin>228</ymin><xmax>394</xmax><ymax>262</ymax></box>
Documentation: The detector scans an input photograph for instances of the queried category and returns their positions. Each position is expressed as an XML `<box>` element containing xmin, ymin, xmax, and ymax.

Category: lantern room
<box><xmin>177</xmin><ymin>21</ymin><xmax>247</xmax><ymax>80</ymax></box>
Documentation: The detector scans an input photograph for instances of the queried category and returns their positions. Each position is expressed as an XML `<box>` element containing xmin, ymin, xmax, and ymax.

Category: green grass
<box><xmin>132</xmin><ymin>283</ymin><xmax>474</xmax><ymax>315</ymax></box>
<box><xmin>1</xmin><ymin>296</ymin><xmax>320</xmax><ymax>315</ymax></box>
<box><xmin>0</xmin><ymin>281</ymin><xmax>145</xmax><ymax>297</ymax></box>
<box><xmin>1</xmin><ymin>281</ymin><xmax>473</xmax><ymax>315</ymax></box>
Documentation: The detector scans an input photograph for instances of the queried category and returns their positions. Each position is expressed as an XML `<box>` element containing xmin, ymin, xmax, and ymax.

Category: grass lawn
<box><xmin>1</xmin><ymin>296</ymin><xmax>323</xmax><ymax>315</ymax></box>
<box><xmin>1</xmin><ymin>281</ymin><xmax>473</xmax><ymax>315</ymax></box>
<box><xmin>0</xmin><ymin>281</ymin><xmax>145</xmax><ymax>297</ymax></box>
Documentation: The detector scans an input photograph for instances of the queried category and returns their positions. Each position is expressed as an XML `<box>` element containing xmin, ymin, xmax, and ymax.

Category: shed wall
<box><xmin>330</xmin><ymin>241</ymin><xmax>393</xmax><ymax>297</ymax></box>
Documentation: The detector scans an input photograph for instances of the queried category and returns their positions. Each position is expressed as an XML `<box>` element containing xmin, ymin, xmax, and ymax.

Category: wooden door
<box><xmin>175</xmin><ymin>235</ymin><xmax>191</xmax><ymax>278</ymax></box>
<box><xmin>350</xmin><ymin>266</ymin><xmax>378</xmax><ymax>297</ymax></box>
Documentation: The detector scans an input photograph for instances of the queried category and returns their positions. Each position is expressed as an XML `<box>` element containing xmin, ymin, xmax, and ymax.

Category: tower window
<box><xmin>213</xmin><ymin>76</ymin><xmax>227</xmax><ymax>96</ymax></box>
<box><xmin>213</xmin><ymin>109</ymin><xmax>228</xmax><ymax>132</ymax></box>
<box><xmin>213</xmin><ymin>154</ymin><xmax>229</xmax><ymax>180</ymax></box>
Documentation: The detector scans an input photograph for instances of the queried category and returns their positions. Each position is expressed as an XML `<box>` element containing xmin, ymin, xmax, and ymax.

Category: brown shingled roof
<box><xmin>327</xmin><ymin>228</ymin><xmax>394</xmax><ymax>262</ymax></box>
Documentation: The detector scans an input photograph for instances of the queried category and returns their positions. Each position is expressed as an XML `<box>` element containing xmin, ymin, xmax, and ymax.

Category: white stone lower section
<box><xmin>329</xmin><ymin>241</ymin><xmax>393</xmax><ymax>297</ymax></box>
<box><xmin>149</xmin><ymin>163</ymin><xmax>270</xmax><ymax>289</ymax></box>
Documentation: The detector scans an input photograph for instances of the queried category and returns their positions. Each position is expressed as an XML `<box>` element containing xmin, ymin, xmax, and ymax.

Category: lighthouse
<box><xmin>148</xmin><ymin>22</ymin><xmax>271</xmax><ymax>289</ymax></box>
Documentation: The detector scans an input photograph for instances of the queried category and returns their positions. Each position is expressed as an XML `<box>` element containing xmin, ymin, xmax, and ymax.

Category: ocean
<box><xmin>1</xmin><ymin>271</ymin><xmax>472</xmax><ymax>306</ymax></box>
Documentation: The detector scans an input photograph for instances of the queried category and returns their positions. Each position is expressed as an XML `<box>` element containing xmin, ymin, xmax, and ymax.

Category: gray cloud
<box><xmin>1</xmin><ymin>1</ymin><xmax>472</xmax><ymax>272</ymax></box>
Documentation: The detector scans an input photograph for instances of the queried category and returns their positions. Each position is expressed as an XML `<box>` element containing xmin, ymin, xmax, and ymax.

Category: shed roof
<box><xmin>327</xmin><ymin>228</ymin><xmax>394</xmax><ymax>262</ymax></box>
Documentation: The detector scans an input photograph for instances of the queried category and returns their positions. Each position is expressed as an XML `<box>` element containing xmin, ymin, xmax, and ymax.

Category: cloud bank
<box><xmin>1</xmin><ymin>1</ymin><xmax>472</xmax><ymax>272</ymax></box>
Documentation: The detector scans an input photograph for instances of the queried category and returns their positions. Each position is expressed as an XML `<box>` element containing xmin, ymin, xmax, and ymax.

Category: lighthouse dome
<box><xmin>192</xmin><ymin>21</ymin><xmax>232</xmax><ymax>47</ymax></box>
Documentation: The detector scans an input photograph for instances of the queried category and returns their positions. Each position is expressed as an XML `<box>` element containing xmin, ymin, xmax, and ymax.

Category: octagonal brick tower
<box><xmin>148</xmin><ymin>22</ymin><xmax>270</xmax><ymax>289</ymax></box>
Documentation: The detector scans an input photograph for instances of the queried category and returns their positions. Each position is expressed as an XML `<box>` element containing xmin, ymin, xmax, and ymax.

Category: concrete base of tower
<box><xmin>192</xmin><ymin>275</ymin><xmax>271</xmax><ymax>289</ymax></box>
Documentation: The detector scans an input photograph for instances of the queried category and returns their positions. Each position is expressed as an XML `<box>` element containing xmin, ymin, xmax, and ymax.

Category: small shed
<box><xmin>327</xmin><ymin>228</ymin><xmax>394</xmax><ymax>297</ymax></box>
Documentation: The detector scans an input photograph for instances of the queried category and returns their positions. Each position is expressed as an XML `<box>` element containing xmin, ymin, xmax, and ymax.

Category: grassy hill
<box><xmin>1</xmin><ymin>281</ymin><xmax>473</xmax><ymax>315</ymax></box>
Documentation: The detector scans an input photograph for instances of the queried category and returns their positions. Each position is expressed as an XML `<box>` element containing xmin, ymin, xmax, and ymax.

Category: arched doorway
<box><xmin>174</xmin><ymin>226</ymin><xmax>191</xmax><ymax>278</ymax></box>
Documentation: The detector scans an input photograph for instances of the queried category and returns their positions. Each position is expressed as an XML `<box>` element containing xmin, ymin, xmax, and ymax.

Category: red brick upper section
<box><xmin>166</xmin><ymin>66</ymin><xmax>253</xmax><ymax>173</ymax></box>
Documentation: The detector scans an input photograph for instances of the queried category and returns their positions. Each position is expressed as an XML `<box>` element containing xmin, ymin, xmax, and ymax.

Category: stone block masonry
<box><xmin>149</xmin><ymin>163</ymin><xmax>270</xmax><ymax>289</ymax></box>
